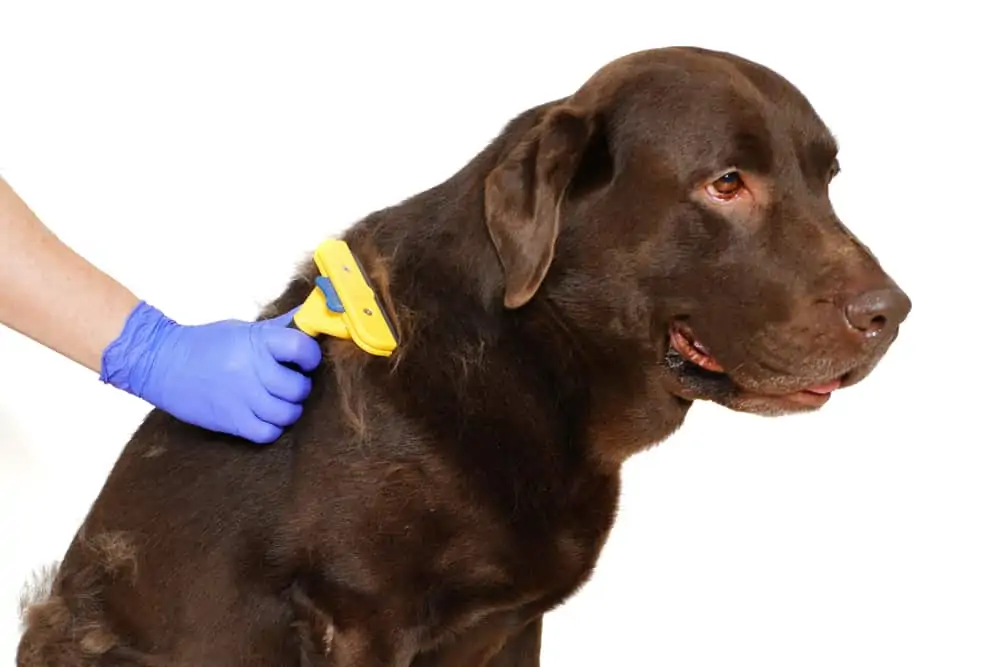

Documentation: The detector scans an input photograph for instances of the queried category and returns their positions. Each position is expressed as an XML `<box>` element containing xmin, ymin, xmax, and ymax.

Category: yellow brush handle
<box><xmin>290</xmin><ymin>239</ymin><xmax>398</xmax><ymax>357</ymax></box>
<box><xmin>292</xmin><ymin>288</ymin><xmax>349</xmax><ymax>339</ymax></box>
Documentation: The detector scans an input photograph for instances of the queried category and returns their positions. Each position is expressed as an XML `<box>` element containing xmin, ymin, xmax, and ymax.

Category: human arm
<box><xmin>0</xmin><ymin>176</ymin><xmax>322</xmax><ymax>443</ymax></box>
<box><xmin>0</xmin><ymin>176</ymin><xmax>140</xmax><ymax>373</ymax></box>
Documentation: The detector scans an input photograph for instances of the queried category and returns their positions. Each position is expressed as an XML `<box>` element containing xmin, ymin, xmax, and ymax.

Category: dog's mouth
<box><xmin>667</xmin><ymin>322</ymin><xmax>843</xmax><ymax>407</ymax></box>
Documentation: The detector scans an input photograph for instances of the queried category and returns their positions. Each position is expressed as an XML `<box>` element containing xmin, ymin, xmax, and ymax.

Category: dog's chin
<box><xmin>662</xmin><ymin>322</ymin><xmax>862</xmax><ymax>417</ymax></box>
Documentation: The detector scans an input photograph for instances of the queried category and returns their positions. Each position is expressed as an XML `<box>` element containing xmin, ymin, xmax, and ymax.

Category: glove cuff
<box><xmin>99</xmin><ymin>300</ymin><xmax>177</xmax><ymax>399</ymax></box>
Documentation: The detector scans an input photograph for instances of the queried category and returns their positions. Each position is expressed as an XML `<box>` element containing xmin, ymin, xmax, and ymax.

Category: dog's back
<box><xmin>17</xmin><ymin>408</ymin><xmax>304</xmax><ymax>665</ymax></box>
<box><xmin>17</xmin><ymin>172</ymin><xmax>616</xmax><ymax>666</ymax></box>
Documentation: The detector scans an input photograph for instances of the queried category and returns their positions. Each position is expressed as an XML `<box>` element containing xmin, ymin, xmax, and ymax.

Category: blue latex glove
<box><xmin>99</xmin><ymin>301</ymin><xmax>323</xmax><ymax>444</ymax></box>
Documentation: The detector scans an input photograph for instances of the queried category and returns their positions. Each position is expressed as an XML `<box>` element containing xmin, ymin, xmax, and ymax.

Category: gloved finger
<box><xmin>237</xmin><ymin>415</ymin><xmax>284</xmax><ymax>445</ymax></box>
<box><xmin>261</xmin><ymin>308</ymin><xmax>299</xmax><ymax>328</ymax></box>
<box><xmin>262</xmin><ymin>327</ymin><xmax>323</xmax><ymax>372</ymax></box>
<box><xmin>249</xmin><ymin>389</ymin><xmax>305</xmax><ymax>429</ymax></box>
<box><xmin>258</xmin><ymin>356</ymin><xmax>313</xmax><ymax>404</ymax></box>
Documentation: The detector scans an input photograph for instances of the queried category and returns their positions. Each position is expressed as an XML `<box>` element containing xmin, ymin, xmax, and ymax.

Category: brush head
<box><xmin>301</xmin><ymin>239</ymin><xmax>398</xmax><ymax>357</ymax></box>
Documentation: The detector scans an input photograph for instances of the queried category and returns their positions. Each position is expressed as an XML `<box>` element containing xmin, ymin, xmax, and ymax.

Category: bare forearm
<box><xmin>0</xmin><ymin>176</ymin><xmax>140</xmax><ymax>373</ymax></box>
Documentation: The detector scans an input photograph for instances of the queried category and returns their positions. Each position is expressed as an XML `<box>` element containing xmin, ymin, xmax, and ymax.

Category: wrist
<box><xmin>99</xmin><ymin>300</ymin><xmax>177</xmax><ymax>400</ymax></box>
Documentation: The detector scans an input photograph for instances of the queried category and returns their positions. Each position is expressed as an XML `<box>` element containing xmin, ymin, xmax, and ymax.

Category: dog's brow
<box><xmin>728</xmin><ymin>131</ymin><xmax>774</xmax><ymax>174</ymax></box>
<box><xmin>809</xmin><ymin>137</ymin><xmax>839</xmax><ymax>168</ymax></box>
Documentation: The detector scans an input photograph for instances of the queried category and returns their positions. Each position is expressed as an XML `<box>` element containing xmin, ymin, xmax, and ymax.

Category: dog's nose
<box><xmin>844</xmin><ymin>287</ymin><xmax>911</xmax><ymax>336</ymax></box>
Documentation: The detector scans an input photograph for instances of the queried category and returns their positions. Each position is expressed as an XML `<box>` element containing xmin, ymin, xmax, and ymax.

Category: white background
<box><xmin>0</xmin><ymin>2</ymin><xmax>996</xmax><ymax>665</ymax></box>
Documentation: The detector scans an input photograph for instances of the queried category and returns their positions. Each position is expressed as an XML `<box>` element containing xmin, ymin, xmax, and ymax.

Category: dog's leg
<box><xmin>290</xmin><ymin>581</ymin><xmax>420</xmax><ymax>667</ymax></box>
<box><xmin>16</xmin><ymin>548</ymin><xmax>163</xmax><ymax>667</ymax></box>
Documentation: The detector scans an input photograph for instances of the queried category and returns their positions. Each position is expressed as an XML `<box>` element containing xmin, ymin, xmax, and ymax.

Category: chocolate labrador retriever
<box><xmin>17</xmin><ymin>46</ymin><xmax>910</xmax><ymax>666</ymax></box>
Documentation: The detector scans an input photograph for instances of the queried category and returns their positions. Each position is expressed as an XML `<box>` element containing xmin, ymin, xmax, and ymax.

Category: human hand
<box><xmin>100</xmin><ymin>301</ymin><xmax>323</xmax><ymax>443</ymax></box>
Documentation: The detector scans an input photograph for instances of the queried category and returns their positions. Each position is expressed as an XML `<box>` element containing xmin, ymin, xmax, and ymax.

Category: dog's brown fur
<box><xmin>17</xmin><ymin>46</ymin><xmax>910</xmax><ymax>666</ymax></box>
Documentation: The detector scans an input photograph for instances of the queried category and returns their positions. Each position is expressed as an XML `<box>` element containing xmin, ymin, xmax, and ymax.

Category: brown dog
<box><xmin>17</xmin><ymin>46</ymin><xmax>910</xmax><ymax>666</ymax></box>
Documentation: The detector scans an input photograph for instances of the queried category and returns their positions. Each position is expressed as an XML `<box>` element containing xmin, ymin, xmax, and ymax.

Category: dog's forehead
<box><xmin>572</xmin><ymin>47</ymin><xmax>836</xmax><ymax>177</ymax></box>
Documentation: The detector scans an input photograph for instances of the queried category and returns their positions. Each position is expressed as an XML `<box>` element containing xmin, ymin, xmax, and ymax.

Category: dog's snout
<box><xmin>844</xmin><ymin>287</ymin><xmax>911</xmax><ymax>336</ymax></box>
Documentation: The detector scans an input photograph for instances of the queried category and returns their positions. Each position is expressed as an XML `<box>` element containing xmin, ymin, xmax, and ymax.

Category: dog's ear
<box><xmin>484</xmin><ymin>105</ymin><xmax>596</xmax><ymax>309</ymax></box>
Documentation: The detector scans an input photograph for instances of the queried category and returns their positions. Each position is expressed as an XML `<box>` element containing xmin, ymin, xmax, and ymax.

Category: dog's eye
<box><xmin>707</xmin><ymin>171</ymin><xmax>744</xmax><ymax>200</ymax></box>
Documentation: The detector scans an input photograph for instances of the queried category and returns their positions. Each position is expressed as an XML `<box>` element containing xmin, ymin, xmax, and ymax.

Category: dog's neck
<box><xmin>338</xmin><ymin>182</ymin><xmax>682</xmax><ymax>470</ymax></box>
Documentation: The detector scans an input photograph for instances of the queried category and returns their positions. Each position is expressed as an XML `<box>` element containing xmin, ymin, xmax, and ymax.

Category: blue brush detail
<box><xmin>315</xmin><ymin>276</ymin><xmax>345</xmax><ymax>313</ymax></box>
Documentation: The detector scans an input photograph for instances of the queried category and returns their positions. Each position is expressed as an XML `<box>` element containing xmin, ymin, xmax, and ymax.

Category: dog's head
<box><xmin>484</xmin><ymin>46</ymin><xmax>910</xmax><ymax>421</ymax></box>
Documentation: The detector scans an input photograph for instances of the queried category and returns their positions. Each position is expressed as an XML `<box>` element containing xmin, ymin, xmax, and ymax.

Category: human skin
<box><xmin>0</xmin><ymin>176</ymin><xmax>140</xmax><ymax>374</ymax></box>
